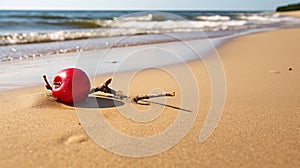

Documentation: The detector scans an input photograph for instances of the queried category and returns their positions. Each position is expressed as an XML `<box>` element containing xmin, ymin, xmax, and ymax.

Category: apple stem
<box><xmin>43</xmin><ymin>75</ymin><xmax>52</xmax><ymax>90</ymax></box>
<box><xmin>132</xmin><ymin>92</ymin><xmax>175</xmax><ymax>104</ymax></box>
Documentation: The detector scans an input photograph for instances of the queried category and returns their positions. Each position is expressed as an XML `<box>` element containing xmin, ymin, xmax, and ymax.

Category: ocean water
<box><xmin>0</xmin><ymin>10</ymin><xmax>300</xmax><ymax>62</ymax></box>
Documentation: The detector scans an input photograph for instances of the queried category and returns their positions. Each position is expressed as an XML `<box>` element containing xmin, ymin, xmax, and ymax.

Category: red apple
<box><xmin>52</xmin><ymin>68</ymin><xmax>90</xmax><ymax>104</ymax></box>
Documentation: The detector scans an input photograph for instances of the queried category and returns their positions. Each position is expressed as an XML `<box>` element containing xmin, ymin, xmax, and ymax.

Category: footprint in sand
<box><xmin>65</xmin><ymin>135</ymin><xmax>88</xmax><ymax>144</ymax></box>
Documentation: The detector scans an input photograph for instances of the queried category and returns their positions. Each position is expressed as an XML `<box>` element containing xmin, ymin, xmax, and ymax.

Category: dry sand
<box><xmin>0</xmin><ymin>27</ymin><xmax>300</xmax><ymax>167</ymax></box>
<box><xmin>279</xmin><ymin>10</ymin><xmax>300</xmax><ymax>18</ymax></box>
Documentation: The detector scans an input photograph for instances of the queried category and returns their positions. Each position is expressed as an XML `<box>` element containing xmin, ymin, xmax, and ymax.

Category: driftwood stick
<box><xmin>90</xmin><ymin>78</ymin><xmax>115</xmax><ymax>94</ymax></box>
<box><xmin>132</xmin><ymin>92</ymin><xmax>175</xmax><ymax>103</ymax></box>
<box><xmin>90</xmin><ymin>78</ymin><xmax>127</xmax><ymax>100</ymax></box>
<box><xmin>103</xmin><ymin>78</ymin><xmax>112</xmax><ymax>87</ymax></box>
<box><xmin>43</xmin><ymin>75</ymin><xmax>52</xmax><ymax>90</ymax></box>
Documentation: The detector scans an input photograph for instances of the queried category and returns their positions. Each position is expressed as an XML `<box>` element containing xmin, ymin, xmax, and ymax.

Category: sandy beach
<box><xmin>280</xmin><ymin>10</ymin><xmax>300</xmax><ymax>18</ymax></box>
<box><xmin>1</xmin><ymin>25</ymin><xmax>300</xmax><ymax>167</ymax></box>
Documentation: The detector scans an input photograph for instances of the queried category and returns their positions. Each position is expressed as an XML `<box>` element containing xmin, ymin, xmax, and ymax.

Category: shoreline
<box><xmin>0</xmin><ymin>26</ymin><xmax>286</xmax><ymax>92</ymax></box>
<box><xmin>0</xmin><ymin>32</ymin><xmax>226</xmax><ymax>91</ymax></box>
<box><xmin>1</xmin><ymin>27</ymin><xmax>300</xmax><ymax>167</ymax></box>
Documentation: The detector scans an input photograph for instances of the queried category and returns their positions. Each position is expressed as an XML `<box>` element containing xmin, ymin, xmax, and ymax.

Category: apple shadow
<box><xmin>73</xmin><ymin>96</ymin><xmax>124</xmax><ymax>109</ymax></box>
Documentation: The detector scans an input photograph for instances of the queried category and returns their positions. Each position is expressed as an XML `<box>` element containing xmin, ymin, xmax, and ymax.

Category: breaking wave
<box><xmin>0</xmin><ymin>11</ymin><xmax>299</xmax><ymax>46</ymax></box>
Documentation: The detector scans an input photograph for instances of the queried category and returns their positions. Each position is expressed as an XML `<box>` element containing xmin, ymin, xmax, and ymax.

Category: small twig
<box><xmin>91</xmin><ymin>78</ymin><xmax>175</xmax><ymax>103</ymax></box>
<box><xmin>91</xmin><ymin>78</ymin><xmax>115</xmax><ymax>94</ymax></box>
<box><xmin>43</xmin><ymin>75</ymin><xmax>52</xmax><ymax>90</ymax></box>
<box><xmin>90</xmin><ymin>78</ymin><xmax>127</xmax><ymax>100</ymax></box>
<box><xmin>132</xmin><ymin>92</ymin><xmax>175</xmax><ymax>103</ymax></box>
<box><xmin>103</xmin><ymin>78</ymin><xmax>112</xmax><ymax>87</ymax></box>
